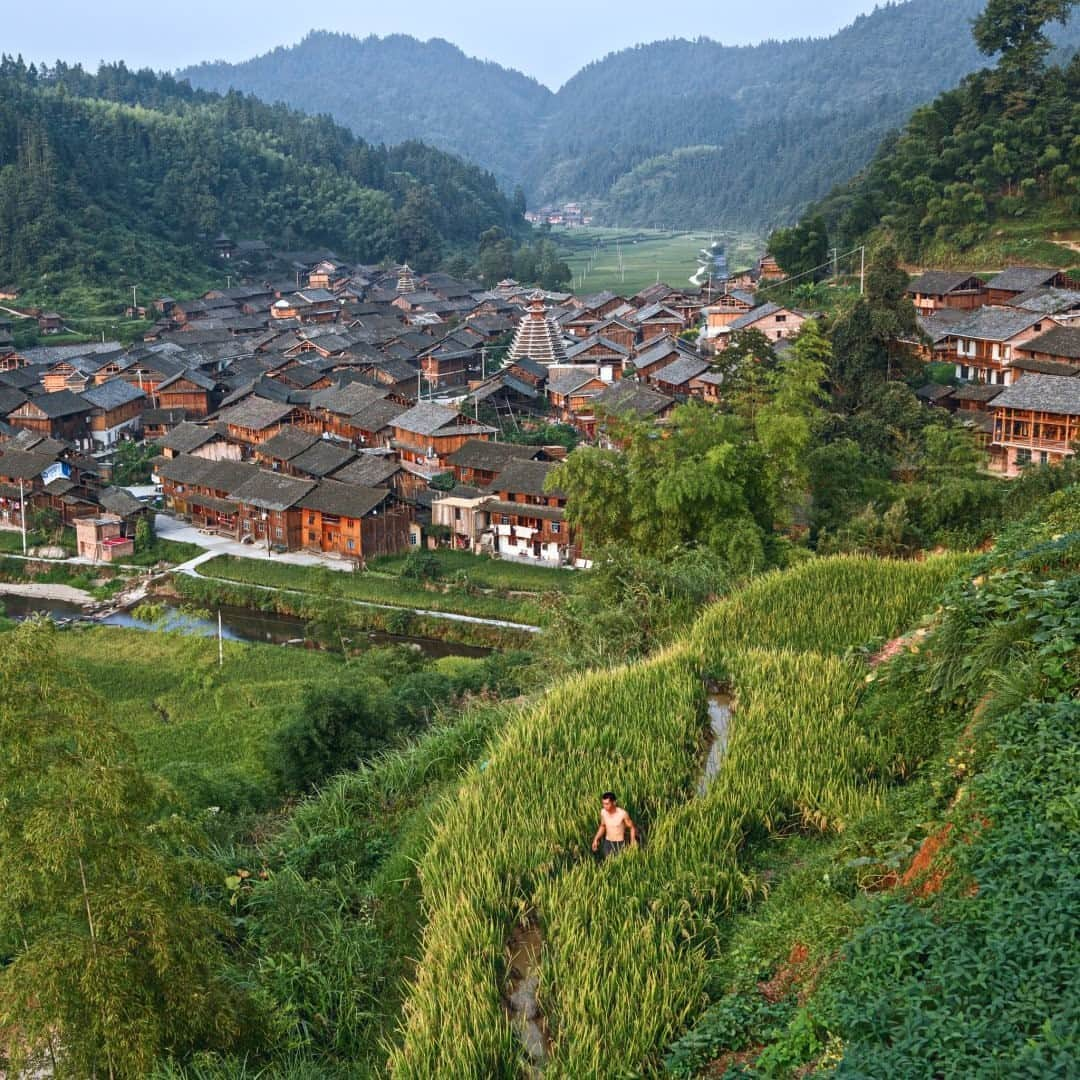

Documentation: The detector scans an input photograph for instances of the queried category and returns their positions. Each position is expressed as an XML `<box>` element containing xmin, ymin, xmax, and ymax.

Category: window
<box><xmin>408</xmin><ymin>531</ymin><xmax>419</xmax><ymax>546</ymax></box>
<box><xmin>308</xmin><ymin>531</ymin><xmax>316</xmax><ymax>542</ymax></box>
<box><xmin>501</xmin><ymin>514</ymin><xmax>510</xmax><ymax>525</ymax></box>
<box><xmin>308</xmin><ymin>514</ymin><xmax>316</xmax><ymax>525</ymax></box>
<box><xmin>1016</xmin><ymin>448</ymin><xmax>1032</xmax><ymax>467</ymax></box>
<box><xmin>346</xmin><ymin>539</ymin><xmax>355</xmax><ymax>551</ymax></box>
<box><xmin>274</xmin><ymin>526</ymin><xmax>283</xmax><ymax>540</ymax></box>
<box><xmin>551</xmin><ymin>520</ymin><xmax>561</xmax><ymax>534</ymax></box>
<box><xmin>775</xmin><ymin>314</ymin><xmax>786</xmax><ymax>323</ymax></box>
<box><xmin>454</xmin><ymin>508</ymin><xmax>462</xmax><ymax>521</ymax></box>
<box><xmin>1040</xmin><ymin>451</ymin><xmax>1049</xmax><ymax>464</ymax></box>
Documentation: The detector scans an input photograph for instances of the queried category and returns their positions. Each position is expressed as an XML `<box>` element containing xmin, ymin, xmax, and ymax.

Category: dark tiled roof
<box><xmin>80</xmin><ymin>379</ymin><xmax>146</xmax><ymax>411</ymax></box>
<box><xmin>487</xmin><ymin>458</ymin><xmax>563</xmax><ymax>498</ymax></box>
<box><xmin>727</xmin><ymin>302</ymin><xmax>781</xmax><ymax>331</ymax></box>
<box><xmin>447</xmin><ymin>439</ymin><xmax>541</xmax><ymax>472</ymax></box>
<box><xmin>951</xmin><ymin>383</ymin><xmax>1003</xmax><ymax>403</ymax></box>
<box><xmin>915</xmin><ymin>383</ymin><xmax>956</xmax><ymax>403</ymax></box>
<box><xmin>594</xmin><ymin>379</ymin><xmax>675</xmax><ymax>418</ymax></box>
<box><xmin>992</xmin><ymin>374</ymin><xmax>1080</xmax><ymax>414</ymax></box>
<box><xmin>0</xmin><ymin>448</ymin><xmax>57</xmax><ymax>479</ymax></box>
<box><xmin>19</xmin><ymin>389</ymin><xmax>91</xmax><ymax>418</ymax></box>
<box><xmin>946</xmin><ymin>306</ymin><xmax>1044</xmax><ymax>342</ymax></box>
<box><xmin>200</xmin><ymin>459</ymin><xmax>259</xmax><ymax>494</ymax></box>
<box><xmin>985</xmin><ymin>266</ymin><xmax>1059</xmax><ymax>293</ymax></box>
<box><xmin>290</xmin><ymin>440</ymin><xmax>357</xmax><ymax>478</ymax></box>
<box><xmin>156</xmin><ymin>422</ymin><xmax>218</xmax><ymax>453</ymax></box>
<box><xmin>257</xmin><ymin>426</ymin><xmax>320</xmax><ymax>461</ymax></box>
<box><xmin>1010</xmin><ymin>357</ymin><xmax>1080</xmax><ymax>377</ymax></box>
<box><xmin>228</xmin><ymin>470</ymin><xmax>316</xmax><ymax>511</ymax></box>
<box><xmin>651</xmin><ymin>355</ymin><xmax>710</xmax><ymax>387</ymax></box>
<box><xmin>299</xmin><ymin>480</ymin><xmax>389</xmax><ymax>519</ymax></box>
<box><xmin>1021</xmin><ymin>325</ymin><xmax>1080</xmax><ymax>361</ymax></box>
<box><xmin>98</xmin><ymin>487</ymin><xmax>146</xmax><ymax>517</ymax></box>
<box><xmin>907</xmin><ymin>271</ymin><xmax>983</xmax><ymax>295</ymax></box>
<box><xmin>156</xmin><ymin>454</ymin><xmax>218</xmax><ymax>485</ymax></box>
<box><xmin>331</xmin><ymin>455</ymin><xmax>401</xmax><ymax>487</ymax></box>
<box><xmin>484</xmin><ymin>498</ymin><xmax>564</xmax><ymax>521</ymax></box>
<box><xmin>217</xmin><ymin>397</ymin><xmax>294</xmax><ymax>430</ymax></box>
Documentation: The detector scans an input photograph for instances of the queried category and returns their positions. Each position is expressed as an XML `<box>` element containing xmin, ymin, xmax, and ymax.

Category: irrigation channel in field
<box><xmin>0</xmin><ymin>594</ymin><xmax>491</xmax><ymax>659</ymax></box>
<box><xmin>502</xmin><ymin>683</ymin><xmax>735</xmax><ymax>1072</ymax></box>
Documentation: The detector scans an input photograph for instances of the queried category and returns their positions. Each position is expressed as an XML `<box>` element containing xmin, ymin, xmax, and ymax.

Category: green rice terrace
<box><xmin>3</xmin><ymin>487</ymin><xmax>1078</xmax><ymax>1078</ymax></box>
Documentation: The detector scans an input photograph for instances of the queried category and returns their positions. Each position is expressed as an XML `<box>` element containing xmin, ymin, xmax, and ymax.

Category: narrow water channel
<box><xmin>505</xmin><ymin>920</ymin><xmax>551</xmax><ymax>1076</ymax></box>
<box><xmin>698</xmin><ymin>692</ymin><xmax>733</xmax><ymax>795</ymax></box>
<box><xmin>0</xmin><ymin>596</ymin><xmax>491</xmax><ymax>659</ymax></box>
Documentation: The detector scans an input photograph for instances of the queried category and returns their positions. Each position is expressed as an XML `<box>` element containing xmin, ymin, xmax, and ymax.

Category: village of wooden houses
<box><xmin>1</xmin><ymin>249</ymin><xmax>1078</xmax><ymax>597</ymax></box>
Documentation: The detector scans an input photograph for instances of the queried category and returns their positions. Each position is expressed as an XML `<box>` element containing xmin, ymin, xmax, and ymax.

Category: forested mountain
<box><xmin>812</xmin><ymin>0</ymin><xmax>1080</xmax><ymax>264</ymax></box>
<box><xmin>0</xmin><ymin>58</ymin><xmax>523</xmax><ymax>304</ymax></box>
<box><xmin>182</xmin><ymin>32</ymin><xmax>552</xmax><ymax>192</ymax></box>
<box><xmin>179</xmin><ymin>1</ymin><xmax>1080</xmax><ymax>230</ymax></box>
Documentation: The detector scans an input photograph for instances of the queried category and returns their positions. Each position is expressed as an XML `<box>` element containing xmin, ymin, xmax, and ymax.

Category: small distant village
<box><xmin>0</xmin><ymin>243</ymin><xmax>1078</xmax><ymax>577</ymax></box>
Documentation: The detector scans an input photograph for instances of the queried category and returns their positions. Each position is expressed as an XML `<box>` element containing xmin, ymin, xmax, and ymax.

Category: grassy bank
<box><xmin>368</xmin><ymin>549</ymin><xmax>576</xmax><ymax>593</ymax></box>
<box><xmin>170</xmin><ymin>573</ymin><xmax>535</xmax><ymax>650</ymax></box>
<box><xmin>191</xmin><ymin>555</ymin><xmax>547</xmax><ymax>626</ymax></box>
<box><xmin>389</xmin><ymin>554</ymin><xmax>969</xmax><ymax>1076</ymax></box>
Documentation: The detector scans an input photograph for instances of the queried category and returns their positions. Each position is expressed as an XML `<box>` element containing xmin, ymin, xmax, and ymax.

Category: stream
<box><xmin>698</xmin><ymin>691</ymin><xmax>733</xmax><ymax>795</ymax></box>
<box><xmin>505</xmin><ymin>920</ymin><xmax>551</xmax><ymax>1076</ymax></box>
<box><xmin>0</xmin><ymin>595</ymin><xmax>491</xmax><ymax>659</ymax></box>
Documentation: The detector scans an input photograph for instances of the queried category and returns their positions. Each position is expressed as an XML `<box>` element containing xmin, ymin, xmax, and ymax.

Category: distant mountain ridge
<box><xmin>179</xmin><ymin>2</ymin><xmax>1080</xmax><ymax>230</ymax></box>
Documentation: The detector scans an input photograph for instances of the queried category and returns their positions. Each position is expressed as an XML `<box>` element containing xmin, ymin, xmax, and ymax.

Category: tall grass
<box><xmin>389</xmin><ymin>555</ymin><xmax>968</xmax><ymax>1076</ymax></box>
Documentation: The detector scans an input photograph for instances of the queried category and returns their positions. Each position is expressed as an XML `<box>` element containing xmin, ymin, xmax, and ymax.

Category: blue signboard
<box><xmin>41</xmin><ymin>461</ymin><xmax>72</xmax><ymax>486</ymax></box>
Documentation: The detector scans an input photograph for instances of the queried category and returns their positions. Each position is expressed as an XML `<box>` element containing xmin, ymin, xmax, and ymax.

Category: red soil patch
<box><xmin>757</xmin><ymin>942</ymin><xmax>812</xmax><ymax>1004</ymax></box>
<box><xmin>901</xmin><ymin>823</ymin><xmax>954</xmax><ymax>897</ymax></box>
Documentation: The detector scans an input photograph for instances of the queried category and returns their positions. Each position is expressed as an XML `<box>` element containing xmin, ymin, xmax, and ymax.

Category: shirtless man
<box><xmin>591</xmin><ymin>791</ymin><xmax>638</xmax><ymax>858</ymax></box>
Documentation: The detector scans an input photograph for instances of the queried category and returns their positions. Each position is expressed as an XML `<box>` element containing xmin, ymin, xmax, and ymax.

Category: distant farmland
<box><xmin>552</xmin><ymin>227</ymin><xmax>762</xmax><ymax>295</ymax></box>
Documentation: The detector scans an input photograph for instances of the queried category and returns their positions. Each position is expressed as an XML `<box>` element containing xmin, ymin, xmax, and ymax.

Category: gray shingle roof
<box><xmin>156</xmin><ymin>423</ymin><xmax>219</xmax><ymax>453</ymax></box>
<box><xmin>97</xmin><ymin>487</ymin><xmax>146</xmax><ymax>517</ymax></box>
<box><xmin>200</xmin><ymin>459</ymin><xmax>259</xmax><ymax>494</ymax></box>
<box><xmin>228</xmin><ymin>470</ymin><xmax>316</xmax><ymax>511</ymax></box>
<box><xmin>651</xmin><ymin>355</ymin><xmax>710</xmax><ymax>387</ymax></box>
<box><xmin>488</xmin><ymin>459</ymin><xmax>563</xmax><ymax>498</ymax></box>
<box><xmin>290</xmin><ymin>440</ymin><xmax>357</xmax><ymax>478</ymax></box>
<box><xmin>217</xmin><ymin>397</ymin><xmax>294</xmax><ymax>430</ymax></box>
<box><xmin>907</xmin><ymin>271</ymin><xmax>983</xmax><ymax>295</ymax></box>
<box><xmin>1021</xmin><ymin>326</ymin><xmax>1080</xmax><ymax>361</ymax></box>
<box><xmin>257</xmin><ymin>426</ymin><xmax>320</xmax><ymax>462</ymax></box>
<box><xmin>392</xmin><ymin>402</ymin><xmax>461</xmax><ymax>437</ymax></box>
<box><xmin>0</xmin><ymin>449</ymin><xmax>57</xmax><ymax>479</ymax></box>
<box><xmin>447</xmin><ymin>440</ymin><xmax>541</xmax><ymax>472</ymax></box>
<box><xmin>299</xmin><ymin>480</ymin><xmax>389</xmax><ymax>519</ymax></box>
<box><xmin>81</xmin><ymin>380</ymin><xmax>146</xmax><ymax>411</ymax></box>
<box><xmin>946</xmin><ymin>306</ymin><xmax>1045</xmax><ymax>342</ymax></box>
<box><xmin>992</xmin><ymin>374</ymin><xmax>1080</xmax><ymax>414</ymax></box>
<box><xmin>331</xmin><ymin>455</ymin><xmax>401</xmax><ymax>487</ymax></box>
<box><xmin>727</xmin><ymin>302</ymin><xmax>782</xmax><ymax>331</ymax></box>
<box><xmin>594</xmin><ymin>379</ymin><xmax>675</xmax><ymax>418</ymax></box>
<box><xmin>156</xmin><ymin>454</ymin><xmax>218</xmax><ymax>486</ymax></box>
<box><xmin>986</xmin><ymin>266</ymin><xmax>1059</xmax><ymax>293</ymax></box>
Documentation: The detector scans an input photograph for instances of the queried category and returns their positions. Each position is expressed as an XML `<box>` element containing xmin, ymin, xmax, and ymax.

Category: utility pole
<box><xmin>226</xmin><ymin>274</ymin><xmax>232</xmax><ymax>289</ymax></box>
<box><xmin>830</xmin><ymin>248</ymin><xmax>838</xmax><ymax>281</ymax></box>
<box><xmin>18</xmin><ymin>477</ymin><xmax>26</xmax><ymax>555</ymax></box>
<box><xmin>218</xmin><ymin>610</ymin><xmax>224</xmax><ymax>668</ymax></box>
<box><xmin>859</xmin><ymin>246</ymin><xmax>866</xmax><ymax>296</ymax></box>
<box><xmin>131</xmin><ymin>284</ymin><xmax>137</xmax><ymax>315</ymax></box>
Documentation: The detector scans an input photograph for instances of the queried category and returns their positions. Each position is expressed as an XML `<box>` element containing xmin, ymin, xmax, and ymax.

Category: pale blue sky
<box><xmin>7</xmin><ymin>0</ymin><xmax>886</xmax><ymax>88</ymax></box>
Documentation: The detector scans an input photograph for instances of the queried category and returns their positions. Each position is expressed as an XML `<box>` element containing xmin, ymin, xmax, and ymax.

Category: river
<box><xmin>0</xmin><ymin>596</ymin><xmax>492</xmax><ymax>659</ymax></box>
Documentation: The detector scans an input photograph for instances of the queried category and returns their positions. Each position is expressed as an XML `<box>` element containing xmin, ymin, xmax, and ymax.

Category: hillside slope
<box><xmin>813</xmin><ymin>3</ymin><xmax>1080</xmax><ymax>265</ymax></box>
<box><xmin>181</xmin><ymin>31</ymin><xmax>552</xmax><ymax>192</ymax></box>
<box><xmin>179</xmin><ymin>2</ymin><xmax>1080</xmax><ymax>229</ymax></box>
<box><xmin>0</xmin><ymin>58</ymin><xmax>522</xmax><ymax>305</ymax></box>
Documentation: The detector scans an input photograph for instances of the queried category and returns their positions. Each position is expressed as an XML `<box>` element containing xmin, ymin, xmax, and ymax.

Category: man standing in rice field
<box><xmin>592</xmin><ymin>791</ymin><xmax>638</xmax><ymax>859</ymax></box>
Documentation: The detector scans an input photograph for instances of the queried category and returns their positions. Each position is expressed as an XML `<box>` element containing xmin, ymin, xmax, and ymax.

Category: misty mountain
<box><xmin>180</xmin><ymin>1</ymin><xmax>1080</xmax><ymax>230</ymax></box>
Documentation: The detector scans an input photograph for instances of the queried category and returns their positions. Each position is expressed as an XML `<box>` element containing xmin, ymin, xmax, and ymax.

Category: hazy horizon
<box><xmin>9</xmin><ymin>0</ymin><xmax>891</xmax><ymax>89</ymax></box>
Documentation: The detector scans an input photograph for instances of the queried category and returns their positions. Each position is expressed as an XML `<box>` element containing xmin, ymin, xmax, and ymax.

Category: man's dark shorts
<box><xmin>601</xmin><ymin>838</ymin><xmax>627</xmax><ymax>859</ymax></box>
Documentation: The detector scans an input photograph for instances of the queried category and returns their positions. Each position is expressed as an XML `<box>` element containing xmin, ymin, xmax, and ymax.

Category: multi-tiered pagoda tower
<box><xmin>506</xmin><ymin>291</ymin><xmax>569</xmax><ymax>366</ymax></box>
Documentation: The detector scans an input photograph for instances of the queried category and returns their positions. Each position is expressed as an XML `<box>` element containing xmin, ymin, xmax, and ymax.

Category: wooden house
<box><xmin>588</xmin><ymin>380</ymin><xmax>676</xmax><ymax>442</ymax></box>
<box><xmin>546</xmin><ymin>369</ymin><xmax>607</xmax><ymax>425</ymax></box>
<box><xmin>1014</xmin><ymin>326</ymin><xmax>1080</xmax><ymax>372</ymax></box>
<box><xmin>37</xmin><ymin>312</ymin><xmax>64</xmax><ymax>334</ymax></box>
<box><xmin>757</xmin><ymin>255</ymin><xmax>785</xmax><ymax>282</ymax></box>
<box><xmin>943</xmin><ymin>307</ymin><xmax>1057</xmax><ymax>386</ymax></box>
<box><xmin>390</xmin><ymin>402</ymin><xmax>495</xmax><ymax>474</ymax></box>
<box><xmin>985</xmin><ymin>266</ymin><xmax>1080</xmax><ymax>307</ymax></box>
<box><xmin>81</xmin><ymin>380</ymin><xmax>146</xmax><ymax>447</ymax></box>
<box><xmin>720</xmin><ymin>303</ymin><xmax>807</xmax><ymax>347</ymax></box>
<box><xmin>7</xmin><ymin>390</ymin><xmax>94</xmax><ymax>446</ymax></box>
<box><xmin>631</xmin><ymin>336</ymin><xmax>697</xmax><ymax>381</ymax></box>
<box><xmin>215</xmin><ymin>397</ymin><xmax>298</xmax><ymax>446</ymax></box>
<box><xmin>648</xmin><ymin>354</ymin><xmax>711</xmax><ymax>398</ymax></box>
<box><xmin>905</xmin><ymin>271</ymin><xmax>987</xmax><ymax>316</ymax></box>
<box><xmin>484</xmin><ymin>459</ymin><xmax>577</xmax><ymax>565</ymax></box>
<box><xmin>229</xmin><ymin>470</ymin><xmax>318</xmax><ymax>551</ymax></box>
<box><xmin>156</xmin><ymin>369</ymin><xmax>218</xmax><ymax>418</ymax></box>
<box><xmin>565</xmin><ymin>335</ymin><xmax>631</xmax><ymax>372</ymax></box>
<box><xmin>298</xmin><ymin>481</ymin><xmax>413</xmax><ymax>560</ymax></box>
<box><xmin>633</xmin><ymin>303</ymin><xmax>686</xmax><ymax>343</ymax></box>
<box><xmin>446</xmin><ymin>439</ymin><xmax>544</xmax><ymax>488</ymax></box>
<box><xmin>989</xmin><ymin>374</ymin><xmax>1080</xmax><ymax>476</ymax></box>
<box><xmin>156</xmin><ymin>422</ymin><xmax>240</xmax><ymax>462</ymax></box>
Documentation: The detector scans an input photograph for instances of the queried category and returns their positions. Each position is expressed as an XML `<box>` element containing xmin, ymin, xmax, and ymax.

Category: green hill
<box><xmin>814</xmin><ymin>0</ymin><xmax>1080</xmax><ymax>267</ymax></box>
<box><xmin>0</xmin><ymin>57</ymin><xmax>523</xmax><ymax>307</ymax></box>
<box><xmin>178</xmin><ymin>2</ymin><xmax>1080</xmax><ymax>230</ymax></box>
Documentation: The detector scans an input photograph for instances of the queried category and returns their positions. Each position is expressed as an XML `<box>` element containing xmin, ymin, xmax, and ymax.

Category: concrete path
<box><xmin>0</xmin><ymin>581</ymin><xmax>95</xmax><ymax>606</ymax></box>
<box><xmin>154</xmin><ymin>514</ymin><xmax>355</xmax><ymax>571</ymax></box>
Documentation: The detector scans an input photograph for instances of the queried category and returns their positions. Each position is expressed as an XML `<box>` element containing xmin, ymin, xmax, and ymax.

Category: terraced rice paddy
<box><xmin>389</xmin><ymin>555</ymin><xmax>973</xmax><ymax>1076</ymax></box>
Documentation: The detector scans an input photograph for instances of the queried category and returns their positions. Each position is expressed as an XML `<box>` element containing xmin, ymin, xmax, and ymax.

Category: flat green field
<box><xmin>553</xmin><ymin>227</ymin><xmax>762</xmax><ymax>295</ymax></box>
<box><xmin>48</xmin><ymin>625</ymin><xmax>346</xmax><ymax>803</ymax></box>
<box><xmin>367</xmin><ymin>549</ymin><xmax>576</xmax><ymax>592</ymax></box>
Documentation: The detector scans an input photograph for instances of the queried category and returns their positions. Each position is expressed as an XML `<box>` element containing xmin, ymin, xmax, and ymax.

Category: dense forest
<box><xmin>179</xmin><ymin>1</ymin><xmax>1080</xmax><ymax>229</ymax></box>
<box><xmin>0</xmin><ymin>58</ymin><xmax>524</xmax><ymax>305</ymax></box>
<box><xmin>183</xmin><ymin>32</ymin><xmax>551</xmax><ymax>193</ymax></box>
<box><xmin>811</xmin><ymin>0</ymin><xmax>1080</xmax><ymax>262</ymax></box>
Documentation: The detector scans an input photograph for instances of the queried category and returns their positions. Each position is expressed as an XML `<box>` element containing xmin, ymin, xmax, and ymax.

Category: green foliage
<box><xmin>112</xmin><ymin>440</ymin><xmax>159</xmax><ymax>485</ymax></box>
<box><xmin>767</xmin><ymin>214</ymin><xmax>829</xmax><ymax>278</ymax></box>
<box><xmin>0</xmin><ymin>57</ymin><xmax>522</xmax><ymax>303</ymax></box>
<box><xmin>0</xmin><ymin>620</ymin><xmax>245</xmax><ymax>1077</ymax></box>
